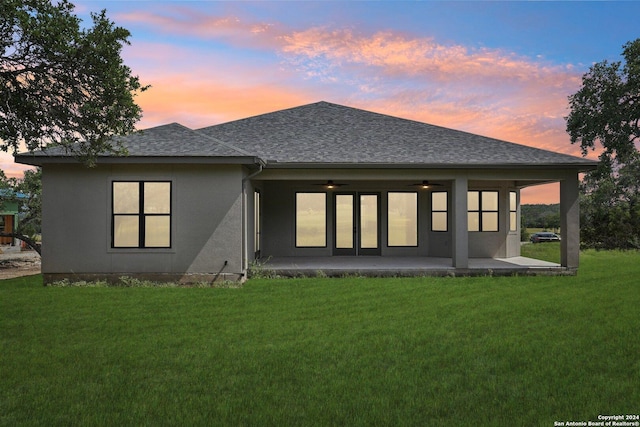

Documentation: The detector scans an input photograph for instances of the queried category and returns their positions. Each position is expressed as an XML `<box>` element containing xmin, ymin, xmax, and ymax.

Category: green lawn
<box><xmin>2</xmin><ymin>250</ymin><xmax>639</xmax><ymax>426</ymax></box>
<box><xmin>521</xmin><ymin>240</ymin><xmax>562</xmax><ymax>263</ymax></box>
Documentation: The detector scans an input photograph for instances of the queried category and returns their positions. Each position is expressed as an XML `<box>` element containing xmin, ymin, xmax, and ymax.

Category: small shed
<box><xmin>0</xmin><ymin>189</ymin><xmax>26</xmax><ymax>246</ymax></box>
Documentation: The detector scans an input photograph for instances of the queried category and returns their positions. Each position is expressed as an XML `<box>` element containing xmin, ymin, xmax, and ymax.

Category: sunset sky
<box><xmin>5</xmin><ymin>1</ymin><xmax>639</xmax><ymax>203</ymax></box>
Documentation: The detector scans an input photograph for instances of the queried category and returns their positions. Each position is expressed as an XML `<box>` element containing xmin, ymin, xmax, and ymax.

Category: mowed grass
<box><xmin>521</xmin><ymin>240</ymin><xmax>562</xmax><ymax>263</ymax></box>
<box><xmin>1</xmin><ymin>251</ymin><xmax>639</xmax><ymax>426</ymax></box>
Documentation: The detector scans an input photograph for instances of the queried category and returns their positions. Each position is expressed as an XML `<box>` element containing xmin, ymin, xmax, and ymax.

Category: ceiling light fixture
<box><xmin>316</xmin><ymin>180</ymin><xmax>347</xmax><ymax>189</ymax></box>
<box><xmin>411</xmin><ymin>180</ymin><xmax>443</xmax><ymax>189</ymax></box>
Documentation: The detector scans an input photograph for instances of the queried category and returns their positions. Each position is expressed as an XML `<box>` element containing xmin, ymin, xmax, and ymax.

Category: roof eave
<box><xmin>14</xmin><ymin>154</ymin><xmax>265</xmax><ymax>167</ymax></box>
<box><xmin>262</xmin><ymin>161</ymin><xmax>599</xmax><ymax>172</ymax></box>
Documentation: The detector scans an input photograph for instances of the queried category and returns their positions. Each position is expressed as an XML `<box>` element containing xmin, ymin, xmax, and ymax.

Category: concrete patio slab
<box><xmin>258</xmin><ymin>256</ymin><xmax>569</xmax><ymax>278</ymax></box>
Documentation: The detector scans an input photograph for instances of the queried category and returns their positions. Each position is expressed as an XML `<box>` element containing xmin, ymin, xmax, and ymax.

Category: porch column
<box><xmin>452</xmin><ymin>176</ymin><xmax>469</xmax><ymax>268</ymax></box>
<box><xmin>560</xmin><ymin>172</ymin><xmax>580</xmax><ymax>269</ymax></box>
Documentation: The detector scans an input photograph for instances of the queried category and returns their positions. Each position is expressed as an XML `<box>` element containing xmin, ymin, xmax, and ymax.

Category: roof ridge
<box><xmin>189</xmin><ymin>127</ymin><xmax>256</xmax><ymax>157</ymax></box>
<box><xmin>136</xmin><ymin>122</ymin><xmax>257</xmax><ymax>158</ymax></box>
<box><xmin>198</xmin><ymin>101</ymin><xmax>332</xmax><ymax>131</ymax></box>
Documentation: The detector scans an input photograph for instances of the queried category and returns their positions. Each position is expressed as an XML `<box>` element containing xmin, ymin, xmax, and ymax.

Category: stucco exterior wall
<box><xmin>467</xmin><ymin>184</ymin><xmax>521</xmax><ymax>258</ymax></box>
<box><xmin>42</xmin><ymin>163</ymin><xmax>244</xmax><ymax>283</ymax></box>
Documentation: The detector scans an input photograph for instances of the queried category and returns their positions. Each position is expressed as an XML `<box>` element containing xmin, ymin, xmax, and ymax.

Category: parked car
<box><xmin>530</xmin><ymin>232</ymin><xmax>561</xmax><ymax>243</ymax></box>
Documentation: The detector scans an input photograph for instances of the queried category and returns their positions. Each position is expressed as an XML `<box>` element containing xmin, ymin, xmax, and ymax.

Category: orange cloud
<box><xmin>281</xmin><ymin>28</ymin><xmax>580</xmax><ymax>86</ymax></box>
<box><xmin>116</xmin><ymin>8</ymin><xmax>286</xmax><ymax>50</ymax></box>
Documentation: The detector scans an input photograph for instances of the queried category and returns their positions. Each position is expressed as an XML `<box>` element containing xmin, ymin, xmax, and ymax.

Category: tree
<box><xmin>1</xmin><ymin>0</ymin><xmax>147</xmax><ymax>163</ymax></box>
<box><xmin>566</xmin><ymin>39</ymin><xmax>640</xmax><ymax>249</ymax></box>
<box><xmin>0</xmin><ymin>168</ymin><xmax>41</xmax><ymax>254</ymax></box>
<box><xmin>578</xmin><ymin>158</ymin><xmax>640</xmax><ymax>249</ymax></box>
<box><xmin>566</xmin><ymin>39</ymin><xmax>640</xmax><ymax>173</ymax></box>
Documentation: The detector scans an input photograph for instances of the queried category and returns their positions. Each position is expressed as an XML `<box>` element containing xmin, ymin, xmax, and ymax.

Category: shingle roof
<box><xmin>111</xmin><ymin>123</ymin><xmax>254</xmax><ymax>157</ymax></box>
<box><xmin>197</xmin><ymin>101</ymin><xmax>597</xmax><ymax>168</ymax></box>
<box><xmin>15</xmin><ymin>123</ymin><xmax>255</xmax><ymax>163</ymax></box>
<box><xmin>16</xmin><ymin>101</ymin><xmax>598</xmax><ymax>170</ymax></box>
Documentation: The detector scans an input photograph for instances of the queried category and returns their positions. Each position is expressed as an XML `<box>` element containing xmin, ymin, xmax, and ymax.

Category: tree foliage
<box><xmin>520</xmin><ymin>204</ymin><xmax>560</xmax><ymax>230</ymax></box>
<box><xmin>566</xmin><ymin>39</ymin><xmax>640</xmax><ymax>249</ymax></box>
<box><xmin>567</xmin><ymin>39</ymin><xmax>640</xmax><ymax>172</ymax></box>
<box><xmin>0</xmin><ymin>0</ymin><xmax>147</xmax><ymax>163</ymax></box>
<box><xmin>578</xmin><ymin>159</ymin><xmax>640</xmax><ymax>249</ymax></box>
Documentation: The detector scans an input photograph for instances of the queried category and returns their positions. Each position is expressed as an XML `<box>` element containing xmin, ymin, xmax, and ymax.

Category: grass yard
<box><xmin>521</xmin><ymin>240</ymin><xmax>562</xmax><ymax>263</ymax></box>
<box><xmin>1</xmin><ymin>250</ymin><xmax>639</xmax><ymax>426</ymax></box>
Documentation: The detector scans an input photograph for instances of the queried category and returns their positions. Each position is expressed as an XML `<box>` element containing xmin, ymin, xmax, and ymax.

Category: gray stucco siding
<box><xmin>467</xmin><ymin>184</ymin><xmax>520</xmax><ymax>258</ymax></box>
<box><xmin>42</xmin><ymin>163</ymin><xmax>244</xmax><ymax>282</ymax></box>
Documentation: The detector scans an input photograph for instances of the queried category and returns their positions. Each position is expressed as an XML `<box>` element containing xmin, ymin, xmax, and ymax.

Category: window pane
<box><xmin>432</xmin><ymin>192</ymin><xmax>447</xmax><ymax>211</ymax></box>
<box><xmin>360</xmin><ymin>195</ymin><xmax>378</xmax><ymax>249</ymax></box>
<box><xmin>296</xmin><ymin>193</ymin><xmax>326</xmax><ymax>247</ymax></box>
<box><xmin>468</xmin><ymin>212</ymin><xmax>480</xmax><ymax>232</ymax></box>
<box><xmin>144</xmin><ymin>182</ymin><xmax>171</xmax><ymax>214</ymax></box>
<box><xmin>482</xmin><ymin>191</ymin><xmax>499</xmax><ymax>211</ymax></box>
<box><xmin>145</xmin><ymin>216</ymin><xmax>171</xmax><ymax>247</ymax></box>
<box><xmin>113</xmin><ymin>182</ymin><xmax>139</xmax><ymax>214</ymax></box>
<box><xmin>335</xmin><ymin>194</ymin><xmax>354</xmax><ymax>249</ymax></box>
<box><xmin>432</xmin><ymin>212</ymin><xmax>447</xmax><ymax>232</ymax></box>
<box><xmin>114</xmin><ymin>216</ymin><xmax>139</xmax><ymax>247</ymax></box>
<box><xmin>510</xmin><ymin>212</ymin><xmax>517</xmax><ymax>232</ymax></box>
<box><xmin>482</xmin><ymin>212</ymin><xmax>499</xmax><ymax>232</ymax></box>
<box><xmin>468</xmin><ymin>191</ymin><xmax>479</xmax><ymax>211</ymax></box>
<box><xmin>510</xmin><ymin>191</ymin><xmax>517</xmax><ymax>211</ymax></box>
<box><xmin>388</xmin><ymin>192</ymin><xmax>417</xmax><ymax>246</ymax></box>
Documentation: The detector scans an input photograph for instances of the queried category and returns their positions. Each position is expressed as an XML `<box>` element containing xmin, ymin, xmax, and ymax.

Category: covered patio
<box><xmin>258</xmin><ymin>255</ymin><xmax>567</xmax><ymax>278</ymax></box>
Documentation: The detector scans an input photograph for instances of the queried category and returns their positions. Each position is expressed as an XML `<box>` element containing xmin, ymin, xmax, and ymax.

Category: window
<box><xmin>112</xmin><ymin>181</ymin><xmax>171</xmax><ymax>248</ymax></box>
<box><xmin>296</xmin><ymin>193</ymin><xmax>326</xmax><ymax>247</ymax></box>
<box><xmin>431</xmin><ymin>191</ymin><xmax>448</xmax><ymax>232</ymax></box>
<box><xmin>468</xmin><ymin>190</ymin><xmax>499</xmax><ymax>232</ymax></box>
<box><xmin>388</xmin><ymin>192</ymin><xmax>417</xmax><ymax>246</ymax></box>
<box><xmin>509</xmin><ymin>191</ymin><xmax>518</xmax><ymax>232</ymax></box>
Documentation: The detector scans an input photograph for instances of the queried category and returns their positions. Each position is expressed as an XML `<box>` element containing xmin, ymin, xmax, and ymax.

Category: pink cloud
<box><xmin>116</xmin><ymin>8</ymin><xmax>286</xmax><ymax>50</ymax></box>
<box><xmin>281</xmin><ymin>28</ymin><xmax>581</xmax><ymax>87</ymax></box>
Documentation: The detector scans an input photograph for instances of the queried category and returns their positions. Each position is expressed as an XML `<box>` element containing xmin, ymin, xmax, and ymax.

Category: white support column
<box><xmin>560</xmin><ymin>173</ymin><xmax>580</xmax><ymax>269</ymax></box>
<box><xmin>452</xmin><ymin>176</ymin><xmax>469</xmax><ymax>268</ymax></box>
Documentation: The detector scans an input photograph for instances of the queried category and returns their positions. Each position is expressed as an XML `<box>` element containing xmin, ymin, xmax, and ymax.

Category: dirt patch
<box><xmin>0</xmin><ymin>247</ymin><xmax>41</xmax><ymax>279</ymax></box>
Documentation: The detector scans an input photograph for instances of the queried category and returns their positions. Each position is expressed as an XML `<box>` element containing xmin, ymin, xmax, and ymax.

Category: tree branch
<box><xmin>0</xmin><ymin>233</ymin><xmax>41</xmax><ymax>256</ymax></box>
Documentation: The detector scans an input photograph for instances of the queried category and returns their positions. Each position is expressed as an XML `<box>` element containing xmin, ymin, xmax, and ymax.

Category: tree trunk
<box><xmin>0</xmin><ymin>233</ymin><xmax>41</xmax><ymax>256</ymax></box>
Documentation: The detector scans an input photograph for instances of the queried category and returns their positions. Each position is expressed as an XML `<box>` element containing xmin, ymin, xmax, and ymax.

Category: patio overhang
<box><xmin>246</xmin><ymin>169</ymin><xmax>584</xmax><ymax>275</ymax></box>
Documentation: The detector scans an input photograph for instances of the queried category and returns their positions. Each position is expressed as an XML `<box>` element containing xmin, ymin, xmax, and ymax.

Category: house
<box><xmin>15</xmin><ymin>102</ymin><xmax>598</xmax><ymax>283</ymax></box>
<box><xmin>0</xmin><ymin>189</ymin><xmax>26</xmax><ymax>247</ymax></box>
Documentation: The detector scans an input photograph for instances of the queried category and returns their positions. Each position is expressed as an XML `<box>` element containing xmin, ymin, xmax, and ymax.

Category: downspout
<box><xmin>241</xmin><ymin>160</ymin><xmax>265</xmax><ymax>277</ymax></box>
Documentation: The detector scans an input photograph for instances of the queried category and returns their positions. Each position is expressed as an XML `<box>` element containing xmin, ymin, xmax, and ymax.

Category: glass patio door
<box><xmin>333</xmin><ymin>193</ymin><xmax>380</xmax><ymax>256</ymax></box>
